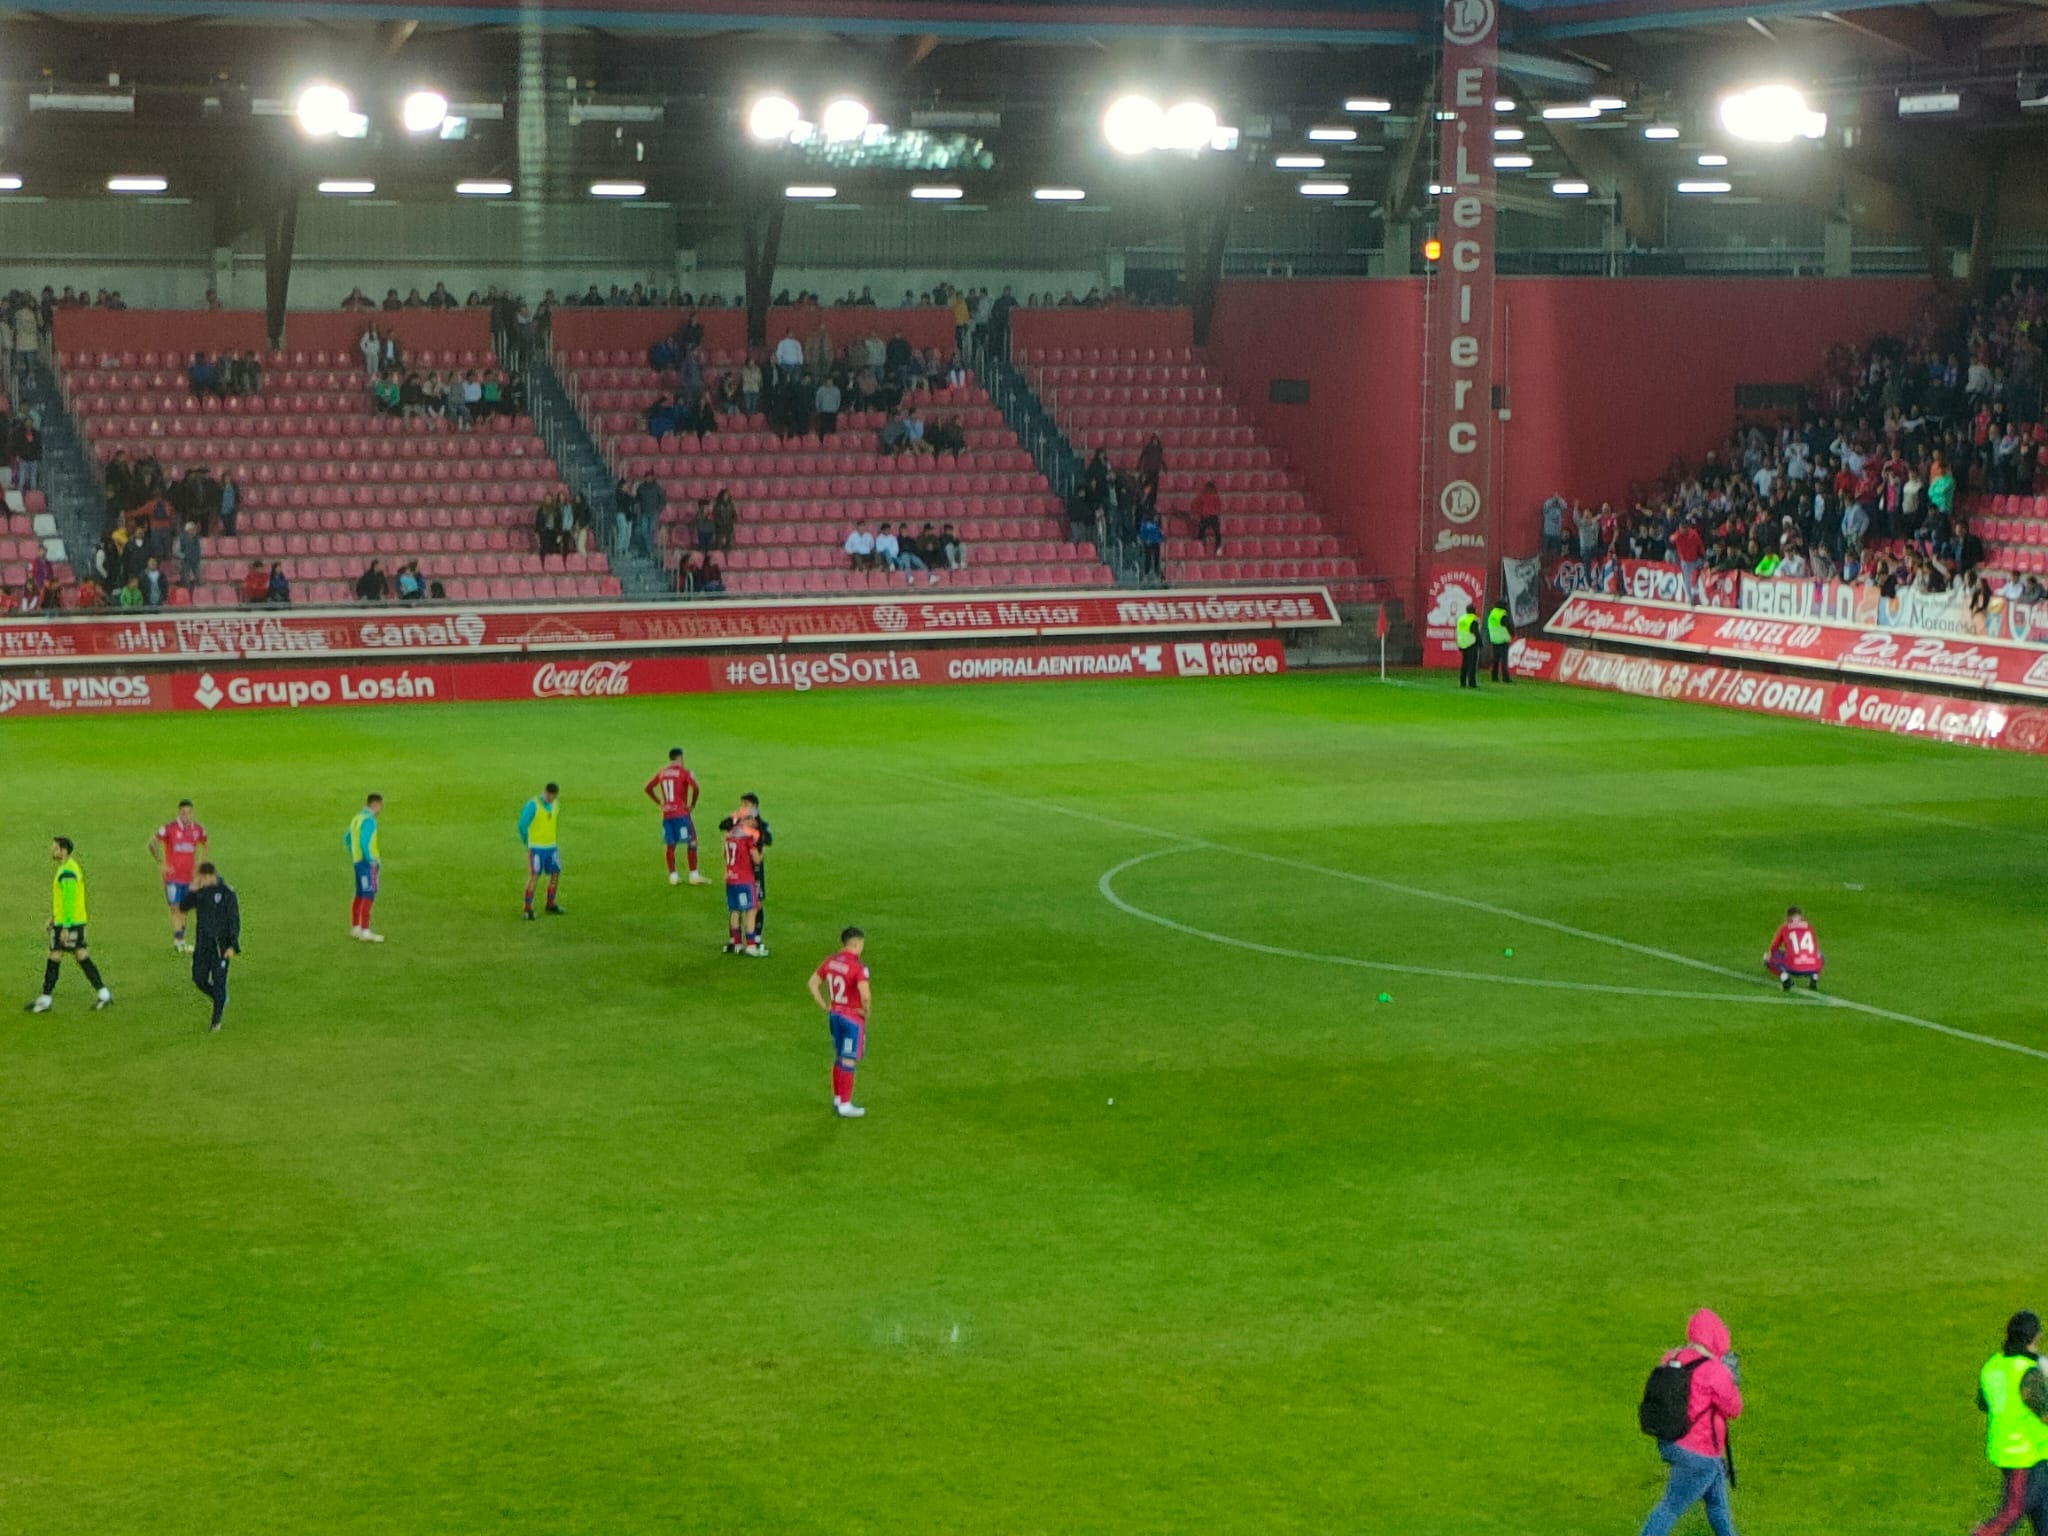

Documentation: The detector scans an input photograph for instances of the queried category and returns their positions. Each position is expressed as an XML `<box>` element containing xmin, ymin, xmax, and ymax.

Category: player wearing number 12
<box><xmin>1766</xmin><ymin>905</ymin><xmax>1824</xmax><ymax>992</ymax></box>
<box><xmin>808</xmin><ymin>927</ymin><xmax>872</xmax><ymax>1118</ymax></box>
<box><xmin>644</xmin><ymin>748</ymin><xmax>706</xmax><ymax>886</ymax></box>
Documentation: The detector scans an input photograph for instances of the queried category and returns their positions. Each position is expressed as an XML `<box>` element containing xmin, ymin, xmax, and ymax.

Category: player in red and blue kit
<box><xmin>644</xmin><ymin>748</ymin><xmax>706</xmax><ymax>887</ymax></box>
<box><xmin>147</xmin><ymin>800</ymin><xmax>209</xmax><ymax>953</ymax></box>
<box><xmin>720</xmin><ymin>811</ymin><xmax>765</xmax><ymax>956</ymax></box>
<box><xmin>808</xmin><ymin>927</ymin><xmax>871</xmax><ymax>1118</ymax></box>
<box><xmin>1766</xmin><ymin>905</ymin><xmax>1824</xmax><ymax>992</ymax></box>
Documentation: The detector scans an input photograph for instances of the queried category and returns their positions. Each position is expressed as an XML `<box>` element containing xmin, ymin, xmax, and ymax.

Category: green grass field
<box><xmin>2</xmin><ymin>671</ymin><xmax>2045</xmax><ymax>1534</ymax></box>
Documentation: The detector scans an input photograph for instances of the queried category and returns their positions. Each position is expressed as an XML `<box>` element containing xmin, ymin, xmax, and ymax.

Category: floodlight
<box><xmin>821</xmin><ymin>98</ymin><xmax>870</xmax><ymax>142</ymax></box>
<box><xmin>747</xmin><ymin>94</ymin><xmax>800</xmax><ymax>142</ymax></box>
<box><xmin>1676</xmin><ymin>180</ymin><xmax>1732</xmax><ymax>193</ymax></box>
<box><xmin>1103</xmin><ymin>95</ymin><xmax>1163</xmax><ymax>155</ymax></box>
<box><xmin>1493</xmin><ymin>154</ymin><xmax>1534</xmax><ymax>168</ymax></box>
<box><xmin>1718</xmin><ymin>83</ymin><xmax>1825</xmax><ymax>142</ymax></box>
<box><xmin>1160</xmin><ymin>100</ymin><xmax>1218</xmax><ymax>152</ymax></box>
<box><xmin>295</xmin><ymin>83</ymin><xmax>351</xmax><ymax>138</ymax></box>
<box><xmin>1298</xmin><ymin>181</ymin><xmax>1348</xmax><ymax>196</ymax></box>
<box><xmin>402</xmin><ymin>90</ymin><xmax>448</xmax><ymax>134</ymax></box>
<box><xmin>1551</xmin><ymin>180</ymin><xmax>1591</xmax><ymax>195</ymax></box>
<box><xmin>318</xmin><ymin>179</ymin><xmax>377</xmax><ymax>195</ymax></box>
<box><xmin>1033</xmin><ymin>187</ymin><xmax>1086</xmax><ymax>201</ymax></box>
<box><xmin>107</xmin><ymin>175</ymin><xmax>168</xmax><ymax>193</ymax></box>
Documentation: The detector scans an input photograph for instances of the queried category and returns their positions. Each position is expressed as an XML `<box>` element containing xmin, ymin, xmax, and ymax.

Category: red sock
<box><xmin>664</xmin><ymin>846</ymin><xmax>676</xmax><ymax>874</ymax></box>
<box><xmin>350</xmin><ymin>897</ymin><xmax>365</xmax><ymax>928</ymax></box>
<box><xmin>686</xmin><ymin>845</ymin><xmax>699</xmax><ymax>873</ymax></box>
<box><xmin>546</xmin><ymin>876</ymin><xmax>559</xmax><ymax>906</ymax></box>
<box><xmin>832</xmin><ymin>1065</ymin><xmax>853</xmax><ymax>1102</ymax></box>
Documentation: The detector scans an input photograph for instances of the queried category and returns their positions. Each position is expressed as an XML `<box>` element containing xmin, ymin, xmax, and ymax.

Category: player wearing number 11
<box><xmin>809</xmin><ymin>927</ymin><xmax>871</xmax><ymax>1119</ymax></box>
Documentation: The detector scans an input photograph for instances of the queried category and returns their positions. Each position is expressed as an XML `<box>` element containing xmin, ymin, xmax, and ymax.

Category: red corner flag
<box><xmin>1375</xmin><ymin>604</ymin><xmax>1389</xmax><ymax>639</ymax></box>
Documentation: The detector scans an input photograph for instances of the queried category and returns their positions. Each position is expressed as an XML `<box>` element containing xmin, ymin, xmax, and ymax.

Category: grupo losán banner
<box><xmin>0</xmin><ymin>637</ymin><xmax>1286</xmax><ymax>719</ymax></box>
<box><xmin>1509</xmin><ymin>637</ymin><xmax>2048</xmax><ymax>756</ymax></box>
<box><xmin>1546</xmin><ymin>593</ymin><xmax>2048</xmax><ymax>702</ymax></box>
<box><xmin>0</xmin><ymin>587</ymin><xmax>1338</xmax><ymax>671</ymax></box>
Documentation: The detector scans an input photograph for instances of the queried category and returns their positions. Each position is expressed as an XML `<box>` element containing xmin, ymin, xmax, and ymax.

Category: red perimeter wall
<box><xmin>53</xmin><ymin>308</ymin><xmax>492</xmax><ymax>359</ymax></box>
<box><xmin>1207</xmin><ymin>276</ymin><xmax>1932</xmax><ymax>596</ymax></box>
<box><xmin>549</xmin><ymin>306</ymin><xmax>956</xmax><ymax>359</ymax></box>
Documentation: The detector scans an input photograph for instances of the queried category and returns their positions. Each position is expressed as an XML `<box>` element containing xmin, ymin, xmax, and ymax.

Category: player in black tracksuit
<box><xmin>177</xmin><ymin>862</ymin><xmax>240</xmax><ymax>1032</ymax></box>
<box><xmin>741</xmin><ymin>793</ymin><xmax>773</xmax><ymax>938</ymax></box>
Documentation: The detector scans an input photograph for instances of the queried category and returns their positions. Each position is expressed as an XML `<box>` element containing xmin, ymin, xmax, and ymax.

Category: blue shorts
<box><xmin>353</xmin><ymin>861</ymin><xmax>379</xmax><ymax>898</ymax></box>
<box><xmin>725</xmin><ymin>882</ymin><xmax>756</xmax><ymax>913</ymax></box>
<box><xmin>828</xmin><ymin>1012</ymin><xmax>866</xmax><ymax>1067</ymax></box>
<box><xmin>661</xmin><ymin>815</ymin><xmax>696</xmax><ymax>848</ymax></box>
<box><xmin>528</xmin><ymin>847</ymin><xmax>562</xmax><ymax>877</ymax></box>
<box><xmin>164</xmin><ymin>881</ymin><xmax>189</xmax><ymax>907</ymax></box>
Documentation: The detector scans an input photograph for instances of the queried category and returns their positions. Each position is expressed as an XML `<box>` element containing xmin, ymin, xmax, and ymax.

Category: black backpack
<box><xmin>1639</xmin><ymin>1353</ymin><xmax>1708</xmax><ymax>1440</ymax></box>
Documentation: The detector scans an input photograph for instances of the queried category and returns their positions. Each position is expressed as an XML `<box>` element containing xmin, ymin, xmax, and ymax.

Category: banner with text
<box><xmin>1510</xmin><ymin>637</ymin><xmax>2048</xmax><ymax>755</ymax></box>
<box><xmin>1547</xmin><ymin>593</ymin><xmax>2048</xmax><ymax>701</ymax></box>
<box><xmin>1423</xmin><ymin>0</ymin><xmax>1498</xmax><ymax>664</ymax></box>
<box><xmin>0</xmin><ymin>638</ymin><xmax>1286</xmax><ymax>719</ymax></box>
<box><xmin>0</xmin><ymin>588</ymin><xmax>1338</xmax><ymax>672</ymax></box>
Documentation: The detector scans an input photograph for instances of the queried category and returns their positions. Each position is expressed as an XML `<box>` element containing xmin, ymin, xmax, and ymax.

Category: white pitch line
<box><xmin>906</xmin><ymin>770</ymin><xmax>2048</xmax><ymax>1065</ymax></box>
<box><xmin>1101</xmin><ymin>849</ymin><xmax>1795</xmax><ymax>1007</ymax></box>
<box><xmin>1876</xmin><ymin>806</ymin><xmax>2048</xmax><ymax>846</ymax></box>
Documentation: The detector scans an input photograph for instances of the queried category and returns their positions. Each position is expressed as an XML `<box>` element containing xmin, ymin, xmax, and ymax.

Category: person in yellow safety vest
<box><xmin>1487</xmin><ymin>601</ymin><xmax>1513</xmax><ymax>684</ymax></box>
<box><xmin>1455</xmin><ymin>605</ymin><xmax>1481</xmax><ymax>689</ymax></box>
<box><xmin>1971</xmin><ymin>1310</ymin><xmax>2048</xmax><ymax>1536</ymax></box>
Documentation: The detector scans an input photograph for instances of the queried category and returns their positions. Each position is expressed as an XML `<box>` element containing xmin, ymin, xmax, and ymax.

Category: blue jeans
<box><xmin>1640</xmin><ymin>1443</ymin><xmax>1735</xmax><ymax>1536</ymax></box>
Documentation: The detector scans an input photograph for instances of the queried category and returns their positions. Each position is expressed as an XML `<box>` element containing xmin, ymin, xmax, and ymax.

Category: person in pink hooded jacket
<box><xmin>1640</xmin><ymin>1308</ymin><xmax>1744</xmax><ymax>1536</ymax></box>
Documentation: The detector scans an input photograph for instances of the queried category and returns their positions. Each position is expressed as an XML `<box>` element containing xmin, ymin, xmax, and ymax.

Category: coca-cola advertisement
<box><xmin>1514</xmin><ymin>637</ymin><xmax>2048</xmax><ymax>755</ymax></box>
<box><xmin>0</xmin><ymin>587</ymin><xmax>1338</xmax><ymax>673</ymax></box>
<box><xmin>1548</xmin><ymin>593</ymin><xmax>2048</xmax><ymax>702</ymax></box>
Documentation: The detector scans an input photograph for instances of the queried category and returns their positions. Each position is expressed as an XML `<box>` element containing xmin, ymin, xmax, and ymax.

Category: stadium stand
<box><xmin>1014</xmin><ymin>342</ymin><xmax>1383</xmax><ymax>603</ymax></box>
<box><xmin>55</xmin><ymin>343</ymin><xmax>608</xmax><ymax>607</ymax></box>
<box><xmin>556</xmin><ymin>308</ymin><xmax>1109</xmax><ymax>594</ymax></box>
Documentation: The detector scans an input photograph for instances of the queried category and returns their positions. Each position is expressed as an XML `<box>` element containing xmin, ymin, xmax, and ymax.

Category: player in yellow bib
<box><xmin>25</xmin><ymin>836</ymin><xmax>112</xmax><ymax>1012</ymax></box>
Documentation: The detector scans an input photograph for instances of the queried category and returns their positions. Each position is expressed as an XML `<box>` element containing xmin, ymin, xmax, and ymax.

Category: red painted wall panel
<box><xmin>1010</xmin><ymin>308</ymin><xmax>1193</xmax><ymax>357</ymax></box>
<box><xmin>1208</xmin><ymin>276</ymin><xmax>1932</xmax><ymax>598</ymax></box>
<box><xmin>52</xmin><ymin>308</ymin><xmax>492</xmax><ymax>360</ymax></box>
<box><xmin>548</xmin><ymin>306</ymin><xmax>955</xmax><ymax>359</ymax></box>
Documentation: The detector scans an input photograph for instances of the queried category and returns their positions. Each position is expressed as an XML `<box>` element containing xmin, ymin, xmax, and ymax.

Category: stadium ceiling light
<box><xmin>910</xmin><ymin>184</ymin><xmax>963</xmax><ymax>199</ymax></box>
<box><xmin>1541</xmin><ymin>104</ymin><xmax>1600</xmax><ymax>120</ymax></box>
<box><xmin>747</xmin><ymin>94</ymin><xmax>801</xmax><ymax>142</ymax></box>
<box><xmin>1159</xmin><ymin>100</ymin><xmax>1219</xmax><ymax>152</ymax></box>
<box><xmin>317</xmin><ymin>179</ymin><xmax>377</xmax><ymax>195</ymax></box>
<box><xmin>1589</xmin><ymin>95</ymin><xmax>1628</xmax><ymax>111</ymax></box>
<box><xmin>107</xmin><ymin>175</ymin><xmax>168</xmax><ymax>193</ymax></box>
<box><xmin>1643</xmin><ymin>125</ymin><xmax>1682</xmax><ymax>139</ymax></box>
<box><xmin>1494</xmin><ymin>126</ymin><xmax>1525</xmax><ymax>141</ymax></box>
<box><xmin>1298</xmin><ymin>180</ymin><xmax>1349</xmax><ymax>196</ymax></box>
<box><xmin>1426</xmin><ymin>181</ymin><xmax>1446</xmax><ymax>194</ymax></box>
<box><xmin>402</xmin><ymin>90</ymin><xmax>449</xmax><ymax>134</ymax></box>
<box><xmin>1307</xmin><ymin>125</ymin><xmax>1359</xmax><ymax>141</ymax></box>
<box><xmin>1103</xmin><ymin>94</ymin><xmax>1164</xmax><ymax>154</ymax></box>
<box><xmin>1551</xmin><ymin>179</ymin><xmax>1592</xmax><ymax>195</ymax></box>
<box><xmin>454</xmin><ymin>179</ymin><xmax>513</xmax><ymax>196</ymax></box>
<box><xmin>820</xmin><ymin>97</ymin><xmax>871</xmax><ymax>143</ymax></box>
<box><xmin>1494</xmin><ymin>97</ymin><xmax>1517</xmax><ymax>112</ymax></box>
<box><xmin>294</xmin><ymin>83</ymin><xmax>352</xmax><ymax>138</ymax></box>
<box><xmin>1676</xmin><ymin>179</ymin><xmax>1732</xmax><ymax>193</ymax></box>
<box><xmin>1719</xmin><ymin>83</ymin><xmax>1826</xmax><ymax>142</ymax></box>
<box><xmin>784</xmin><ymin>183</ymin><xmax>836</xmax><ymax>198</ymax></box>
<box><xmin>1493</xmin><ymin>153</ymin><xmax>1534</xmax><ymax>168</ymax></box>
<box><xmin>589</xmin><ymin>181</ymin><xmax>646</xmax><ymax>197</ymax></box>
<box><xmin>0</xmin><ymin>175</ymin><xmax>22</xmax><ymax>192</ymax></box>
<box><xmin>1274</xmin><ymin>154</ymin><xmax>1325</xmax><ymax>169</ymax></box>
<box><xmin>1033</xmin><ymin>187</ymin><xmax>1086</xmax><ymax>200</ymax></box>
<box><xmin>1697</xmin><ymin>152</ymin><xmax>1729</xmax><ymax>166</ymax></box>
<box><xmin>1344</xmin><ymin>97</ymin><xmax>1392</xmax><ymax>113</ymax></box>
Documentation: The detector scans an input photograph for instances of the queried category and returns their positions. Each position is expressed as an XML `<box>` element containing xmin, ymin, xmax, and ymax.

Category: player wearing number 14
<box><xmin>809</xmin><ymin>927</ymin><xmax>872</xmax><ymax>1118</ymax></box>
<box><xmin>1765</xmin><ymin>905</ymin><xmax>1824</xmax><ymax>992</ymax></box>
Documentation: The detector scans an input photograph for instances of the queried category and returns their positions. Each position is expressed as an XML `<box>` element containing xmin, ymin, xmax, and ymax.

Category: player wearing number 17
<box><xmin>1765</xmin><ymin>905</ymin><xmax>1824</xmax><ymax>992</ymax></box>
<box><xmin>645</xmin><ymin>748</ymin><xmax>706</xmax><ymax>886</ymax></box>
<box><xmin>808</xmin><ymin>927</ymin><xmax>871</xmax><ymax>1118</ymax></box>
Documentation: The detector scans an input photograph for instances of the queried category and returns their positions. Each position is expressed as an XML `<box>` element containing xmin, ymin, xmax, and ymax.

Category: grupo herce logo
<box><xmin>1438</xmin><ymin>479</ymin><xmax>1482</xmax><ymax>525</ymax></box>
<box><xmin>1444</xmin><ymin>0</ymin><xmax>1496</xmax><ymax>45</ymax></box>
<box><xmin>871</xmin><ymin>604</ymin><xmax>910</xmax><ymax>634</ymax></box>
<box><xmin>193</xmin><ymin>673</ymin><xmax>224</xmax><ymax>710</ymax></box>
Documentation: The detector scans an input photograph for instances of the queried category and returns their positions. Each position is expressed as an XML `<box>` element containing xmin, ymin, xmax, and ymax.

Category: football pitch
<box><xmin>2</xmin><ymin>671</ymin><xmax>2045</xmax><ymax>1534</ymax></box>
